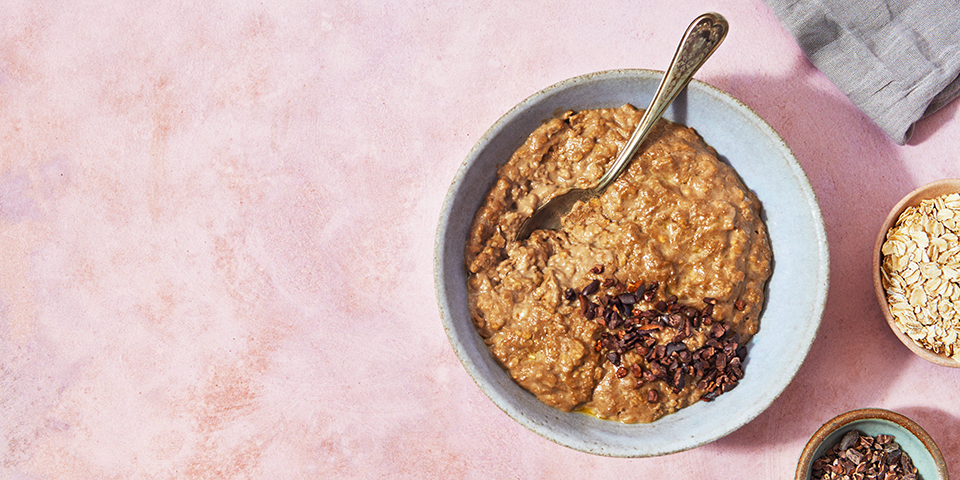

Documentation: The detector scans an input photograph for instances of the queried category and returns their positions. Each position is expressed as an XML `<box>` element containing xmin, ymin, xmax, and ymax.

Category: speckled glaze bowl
<box><xmin>435</xmin><ymin>69</ymin><xmax>829</xmax><ymax>457</ymax></box>
<box><xmin>796</xmin><ymin>408</ymin><xmax>948</xmax><ymax>479</ymax></box>
<box><xmin>873</xmin><ymin>179</ymin><xmax>960</xmax><ymax>368</ymax></box>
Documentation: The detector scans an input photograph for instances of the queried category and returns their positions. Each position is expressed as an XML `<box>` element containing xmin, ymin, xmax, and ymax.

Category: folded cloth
<box><xmin>763</xmin><ymin>0</ymin><xmax>960</xmax><ymax>143</ymax></box>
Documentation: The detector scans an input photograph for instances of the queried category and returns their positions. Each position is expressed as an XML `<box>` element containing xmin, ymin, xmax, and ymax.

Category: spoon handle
<box><xmin>594</xmin><ymin>13</ymin><xmax>728</xmax><ymax>192</ymax></box>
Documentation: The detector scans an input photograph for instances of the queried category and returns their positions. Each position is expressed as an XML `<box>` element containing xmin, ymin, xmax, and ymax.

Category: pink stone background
<box><xmin>1</xmin><ymin>0</ymin><xmax>958</xmax><ymax>478</ymax></box>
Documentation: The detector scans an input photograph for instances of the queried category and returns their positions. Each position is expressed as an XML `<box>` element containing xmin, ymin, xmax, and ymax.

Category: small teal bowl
<box><xmin>435</xmin><ymin>69</ymin><xmax>829</xmax><ymax>457</ymax></box>
<box><xmin>796</xmin><ymin>408</ymin><xmax>948</xmax><ymax>479</ymax></box>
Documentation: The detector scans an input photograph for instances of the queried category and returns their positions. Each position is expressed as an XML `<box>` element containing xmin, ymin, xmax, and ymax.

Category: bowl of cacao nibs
<box><xmin>874</xmin><ymin>179</ymin><xmax>960</xmax><ymax>368</ymax></box>
<box><xmin>796</xmin><ymin>408</ymin><xmax>947</xmax><ymax>480</ymax></box>
<box><xmin>435</xmin><ymin>69</ymin><xmax>829</xmax><ymax>456</ymax></box>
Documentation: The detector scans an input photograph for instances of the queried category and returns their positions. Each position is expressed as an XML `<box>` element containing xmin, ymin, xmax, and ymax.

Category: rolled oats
<box><xmin>882</xmin><ymin>192</ymin><xmax>960</xmax><ymax>361</ymax></box>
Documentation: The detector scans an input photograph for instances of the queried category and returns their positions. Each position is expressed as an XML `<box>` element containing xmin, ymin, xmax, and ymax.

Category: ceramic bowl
<box><xmin>795</xmin><ymin>408</ymin><xmax>948</xmax><ymax>479</ymax></box>
<box><xmin>435</xmin><ymin>69</ymin><xmax>829</xmax><ymax>457</ymax></box>
<box><xmin>873</xmin><ymin>179</ymin><xmax>960</xmax><ymax>367</ymax></box>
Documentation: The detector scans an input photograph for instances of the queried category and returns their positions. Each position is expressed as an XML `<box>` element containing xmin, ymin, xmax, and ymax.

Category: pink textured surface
<box><xmin>1</xmin><ymin>0</ymin><xmax>958</xmax><ymax>477</ymax></box>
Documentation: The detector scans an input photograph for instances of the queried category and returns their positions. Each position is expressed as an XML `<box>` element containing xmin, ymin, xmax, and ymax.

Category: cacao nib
<box><xmin>811</xmin><ymin>431</ymin><xmax>920</xmax><ymax>480</ymax></box>
<box><xmin>665</xmin><ymin>341</ymin><xmax>686</xmax><ymax>356</ymax></box>
<box><xmin>582</xmin><ymin>279</ymin><xmax>600</xmax><ymax>296</ymax></box>
<box><xmin>647</xmin><ymin>389</ymin><xmax>659</xmax><ymax>403</ymax></box>
<box><xmin>606</xmin><ymin>351</ymin><xmax>620</xmax><ymax>366</ymax></box>
<box><xmin>618</xmin><ymin>292</ymin><xmax>637</xmax><ymax>305</ymax></box>
<box><xmin>571</xmin><ymin>276</ymin><xmax>752</xmax><ymax>407</ymax></box>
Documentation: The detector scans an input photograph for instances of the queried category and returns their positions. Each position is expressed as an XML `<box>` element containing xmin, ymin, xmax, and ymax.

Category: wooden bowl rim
<box><xmin>795</xmin><ymin>407</ymin><xmax>948</xmax><ymax>480</ymax></box>
<box><xmin>872</xmin><ymin>179</ymin><xmax>960</xmax><ymax>368</ymax></box>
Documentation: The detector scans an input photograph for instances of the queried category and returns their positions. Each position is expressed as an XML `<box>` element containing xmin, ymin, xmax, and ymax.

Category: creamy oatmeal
<box><xmin>465</xmin><ymin>104</ymin><xmax>772</xmax><ymax>423</ymax></box>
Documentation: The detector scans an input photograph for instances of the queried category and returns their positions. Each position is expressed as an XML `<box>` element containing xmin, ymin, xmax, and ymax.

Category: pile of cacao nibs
<box><xmin>811</xmin><ymin>430</ymin><xmax>920</xmax><ymax>480</ymax></box>
<box><xmin>565</xmin><ymin>266</ymin><xmax>748</xmax><ymax>403</ymax></box>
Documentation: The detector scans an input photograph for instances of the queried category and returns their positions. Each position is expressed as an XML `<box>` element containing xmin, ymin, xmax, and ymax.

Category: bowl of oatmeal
<box><xmin>435</xmin><ymin>69</ymin><xmax>829</xmax><ymax>456</ymax></box>
<box><xmin>874</xmin><ymin>179</ymin><xmax>960</xmax><ymax>367</ymax></box>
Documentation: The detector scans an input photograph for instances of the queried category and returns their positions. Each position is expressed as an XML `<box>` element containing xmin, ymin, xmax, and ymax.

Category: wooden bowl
<box><xmin>873</xmin><ymin>178</ymin><xmax>960</xmax><ymax>367</ymax></box>
<box><xmin>796</xmin><ymin>408</ymin><xmax>948</xmax><ymax>480</ymax></box>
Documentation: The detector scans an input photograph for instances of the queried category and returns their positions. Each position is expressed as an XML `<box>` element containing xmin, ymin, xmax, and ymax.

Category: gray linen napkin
<box><xmin>762</xmin><ymin>0</ymin><xmax>960</xmax><ymax>143</ymax></box>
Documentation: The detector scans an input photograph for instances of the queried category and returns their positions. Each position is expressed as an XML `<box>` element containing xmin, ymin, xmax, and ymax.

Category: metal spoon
<box><xmin>514</xmin><ymin>13</ymin><xmax>728</xmax><ymax>241</ymax></box>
